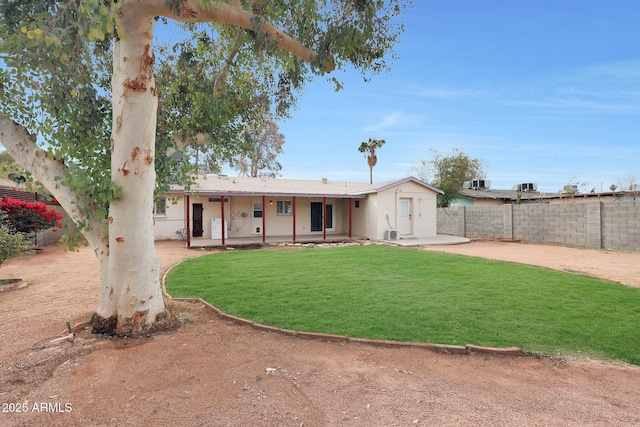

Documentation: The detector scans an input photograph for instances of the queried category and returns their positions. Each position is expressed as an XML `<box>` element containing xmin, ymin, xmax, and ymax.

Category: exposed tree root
<box><xmin>90</xmin><ymin>308</ymin><xmax>180</xmax><ymax>337</ymax></box>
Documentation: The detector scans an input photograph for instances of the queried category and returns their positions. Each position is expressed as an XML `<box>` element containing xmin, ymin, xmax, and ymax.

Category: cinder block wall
<box><xmin>465</xmin><ymin>207</ymin><xmax>503</xmax><ymax>239</ymax></box>
<box><xmin>602</xmin><ymin>202</ymin><xmax>640</xmax><ymax>251</ymax></box>
<box><xmin>32</xmin><ymin>206</ymin><xmax>69</xmax><ymax>247</ymax></box>
<box><xmin>437</xmin><ymin>201</ymin><xmax>640</xmax><ymax>252</ymax></box>
<box><xmin>437</xmin><ymin>207</ymin><xmax>461</xmax><ymax>236</ymax></box>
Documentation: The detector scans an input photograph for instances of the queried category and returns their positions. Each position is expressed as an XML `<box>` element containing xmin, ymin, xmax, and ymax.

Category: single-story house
<box><xmin>154</xmin><ymin>176</ymin><xmax>443</xmax><ymax>247</ymax></box>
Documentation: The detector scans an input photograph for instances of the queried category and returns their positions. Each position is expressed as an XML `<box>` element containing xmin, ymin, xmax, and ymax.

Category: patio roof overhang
<box><xmin>166</xmin><ymin>189</ymin><xmax>368</xmax><ymax>199</ymax></box>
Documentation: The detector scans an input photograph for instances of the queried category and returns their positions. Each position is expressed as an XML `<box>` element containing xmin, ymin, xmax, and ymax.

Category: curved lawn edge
<box><xmin>171</xmin><ymin>296</ymin><xmax>523</xmax><ymax>357</ymax></box>
<box><xmin>162</xmin><ymin>251</ymin><xmax>523</xmax><ymax>357</ymax></box>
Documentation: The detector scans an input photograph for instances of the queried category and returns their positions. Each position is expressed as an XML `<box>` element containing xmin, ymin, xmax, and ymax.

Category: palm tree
<box><xmin>358</xmin><ymin>138</ymin><xmax>386</xmax><ymax>184</ymax></box>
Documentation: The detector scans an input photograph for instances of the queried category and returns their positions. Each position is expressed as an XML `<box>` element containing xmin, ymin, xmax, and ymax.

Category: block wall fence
<box><xmin>437</xmin><ymin>201</ymin><xmax>640</xmax><ymax>252</ymax></box>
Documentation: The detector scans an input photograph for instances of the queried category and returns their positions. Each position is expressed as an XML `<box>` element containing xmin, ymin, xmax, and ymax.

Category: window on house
<box><xmin>277</xmin><ymin>200</ymin><xmax>292</xmax><ymax>215</ymax></box>
<box><xmin>253</xmin><ymin>203</ymin><xmax>263</xmax><ymax>218</ymax></box>
<box><xmin>153</xmin><ymin>198</ymin><xmax>167</xmax><ymax>216</ymax></box>
<box><xmin>400</xmin><ymin>200</ymin><xmax>410</xmax><ymax>218</ymax></box>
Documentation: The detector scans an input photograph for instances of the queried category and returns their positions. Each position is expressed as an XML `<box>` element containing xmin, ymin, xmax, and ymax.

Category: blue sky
<box><xmin>2</xmin><ymin>2</ymin><xmax>637</xmax><ymax>194</ymax></box>
<box><xmin>263</xmin><ymin>1</ymin><xmax>639</xmax><ymax>193</ymax></box>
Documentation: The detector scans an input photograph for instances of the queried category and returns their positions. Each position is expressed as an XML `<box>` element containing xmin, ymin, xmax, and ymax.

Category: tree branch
<box><xmin>122</xmin><ymin>0</ymin><xmax>335</xmax><ymax>71</ymax></box>
<box><xmin>0</xmin><ymin>114</ymin><xmax>107</xmax><ymax>251</ymax></box>
<box><xmin>214</xmin><ymin>26</ymin><xmax>245</xmax><ymax>98</ymax></box>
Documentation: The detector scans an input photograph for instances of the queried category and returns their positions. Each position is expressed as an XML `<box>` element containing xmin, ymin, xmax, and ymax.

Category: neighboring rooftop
<box><xmin>458</xmin><ymin>187</ymin><xmax>633</xmax><ymax>203</ymax></box>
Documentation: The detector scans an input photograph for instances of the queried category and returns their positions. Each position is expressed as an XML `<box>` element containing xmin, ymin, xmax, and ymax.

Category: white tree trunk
<box><xmin>2</xmin><ymin>0</ymin><xmax>327</xmax><ymax>336</ymax></box>
<box><xmin>90</xmin><ymin>9</ymin><xmax>171</xmax><ymax>335</ymax></box>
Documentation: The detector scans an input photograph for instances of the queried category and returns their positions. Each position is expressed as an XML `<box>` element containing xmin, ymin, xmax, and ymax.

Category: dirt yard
<box><xmin>1</xmin><ymin>240</ymin><xmax>639</xmax><ymax>426</ymax></box>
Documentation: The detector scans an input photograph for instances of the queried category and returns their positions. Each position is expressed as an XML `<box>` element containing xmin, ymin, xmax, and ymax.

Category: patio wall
<box><xmin>437</xmin><ymin>200</ymin><xmax>640</xmax><ymax>252</ymax></box>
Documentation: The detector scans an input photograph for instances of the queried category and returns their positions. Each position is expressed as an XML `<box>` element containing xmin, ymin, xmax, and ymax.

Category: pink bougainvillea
<box><xmin>0</xmin><ymin>197</ymin><xmax>63</xmax><ymax>234</ymax></box>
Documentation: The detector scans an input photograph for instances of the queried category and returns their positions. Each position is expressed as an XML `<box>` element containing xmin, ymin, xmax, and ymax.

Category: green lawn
<box><xmin>166</xmin><ymin>245</ymin><xmax>640</xmax><ymax>365</ymax></box>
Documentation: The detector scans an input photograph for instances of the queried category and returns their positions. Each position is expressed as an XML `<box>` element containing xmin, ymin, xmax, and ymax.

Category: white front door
<box><xmin>251</xmin><ymin>199</ymin><xmax>263</xmax><ymax>235</ymax></box>
<box><xmin>399</xmin><ymin>198</ymin><xmax>412</xmax><ymax>236</ymax></box>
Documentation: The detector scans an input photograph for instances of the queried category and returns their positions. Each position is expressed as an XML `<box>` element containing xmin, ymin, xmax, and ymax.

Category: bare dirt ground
<box><xmin>1</xmin><ymin>240</ymin><xmax>639</xmax><ymax>427</ymax></box>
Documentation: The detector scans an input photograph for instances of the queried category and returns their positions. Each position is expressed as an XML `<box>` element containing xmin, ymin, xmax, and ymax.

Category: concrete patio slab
<box><xmin>382</xmin><ymin>234</ymin><xmax>470</xmax><ymax>247</ymax></box>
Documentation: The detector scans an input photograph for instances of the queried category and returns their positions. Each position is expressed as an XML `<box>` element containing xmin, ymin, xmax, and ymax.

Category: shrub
<box><xmin>0</xmin><ymin>197</ymin><xmax>62</xmax><ymax>234</ymax></box>
<box><xmin>0</xmin><ymin>222</ymin><xmax>34</xmax><ymax>268</ymax></box>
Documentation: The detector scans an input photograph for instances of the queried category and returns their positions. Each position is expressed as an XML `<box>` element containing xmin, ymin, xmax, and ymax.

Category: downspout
<box><xmin>395</xmin><ymin>188</ymin><xmax>400</xmax><ymax>232</ymax></box>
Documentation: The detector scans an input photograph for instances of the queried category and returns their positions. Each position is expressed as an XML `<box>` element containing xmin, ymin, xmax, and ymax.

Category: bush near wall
<box><xmin>0</xmin><ymin>197</ymin><xmax>63</xmax><ymax>234</ymax></box>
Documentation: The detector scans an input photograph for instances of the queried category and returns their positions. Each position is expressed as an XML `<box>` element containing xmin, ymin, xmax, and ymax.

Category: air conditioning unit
<box><xmin>468</xmin><ymin>179</ymin><xmax>490</xmax><ymax>190</ymax></box>
<box><xmin>520</xmin><ymin>183</ymin><xmax>538</xmax><ymax>192</ymax></box>
<box><xmin>386</xmin><ymin>230</ymin><xmax>398</xmax><ymax>240</ymax></box>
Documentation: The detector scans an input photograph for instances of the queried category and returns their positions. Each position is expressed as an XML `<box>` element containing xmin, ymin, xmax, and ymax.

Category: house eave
<box><xmin>166</xmin><ymin>189</ymin><xmax>367</xmax><ymax>199</ymax></box>
<box><xmin>357</xmin><ymin>176</ymin><xmax>444</xmax><ymax>195</ymax></box>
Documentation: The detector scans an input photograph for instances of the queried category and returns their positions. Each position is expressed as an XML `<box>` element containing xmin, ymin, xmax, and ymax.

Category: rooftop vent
<box><xmin>321</xmin><ymin>177</ymin><xmax>328</xmax><ymax>184</ymax></box>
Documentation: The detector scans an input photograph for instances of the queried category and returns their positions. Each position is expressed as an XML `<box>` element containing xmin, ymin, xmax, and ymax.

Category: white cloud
<box><xmin>498</xmin><ymin>61</ymin><xmax>640</xmax><ymax>115</ymax></box>
<box><xmin>362</xmin><ymin>111</ymin><xmax>423</xmax><ymax>132</ymax></box>
<box><xmin>397</xmin><ymin>82</ymin><xmax>487</xmax><ymax>100</ymax></box>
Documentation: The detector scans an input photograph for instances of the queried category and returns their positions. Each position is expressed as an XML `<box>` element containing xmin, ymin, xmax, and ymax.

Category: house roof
<box><xmin>0</xmin><ymin>178</ymin><xmax>61</xmax><ymax>205</ymax></box>
<box><xmin>458</xmin><ymin>188</ymin><xmax>557</xmax><ymax>201</ymax></box>
<box><xmin>167</xmin><ymin>175</ymin><xmax>443</xmax><ymax>198</ymax></box>
<box><xmin>0</xmin><ymin>177</ymin><xmax>35</xmax><ymax>202</ymax></box>
<box><xmin>0</xmin><ymin>178</ymin><xmax>19</xmax><ymax>188</ymax></box>
<box><xmin>458</xmin><ymin>188</ymin><xmax>629</xmax><ymax>202</ymax></box>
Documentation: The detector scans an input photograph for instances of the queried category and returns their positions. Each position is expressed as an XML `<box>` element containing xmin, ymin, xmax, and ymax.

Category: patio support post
<box><xmin>262</xmin><ymin>195</ymin><xmax>266</xmax><ymax>243</ymax></box>
<box><xmin>293</xmin><ymin>196</ymin><xmax>297</xmax><ymax>242</ymax></box>
<box><xmin>349</xmin><ymin>198</ymin><xmax>353</xmax><ymax>238</ymax></box>
<box><xmin>323</xmin><ymin>196</ymin><xmax>327</xmax><ymax>240</ymax></box>
<box><xmin>185</xmin><ymin>194</ymin><xmax>191</xmax><ymax>248</ymax></box>
<box><xmin>221</xmin><ymin>195</ymin><xmax>225</xmax><ymax>245</ymax></box>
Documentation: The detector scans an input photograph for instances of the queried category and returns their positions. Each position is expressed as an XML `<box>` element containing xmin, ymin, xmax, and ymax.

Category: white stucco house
<box><xmin>154</xmin><ymin>175</ymin><xmax>443</xmax><ymax>247</ymax></box>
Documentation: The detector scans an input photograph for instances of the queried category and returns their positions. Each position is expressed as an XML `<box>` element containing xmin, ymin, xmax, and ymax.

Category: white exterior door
<box><xmin>399</xmin><ymin>198</ymin><xmax>412</xmax><ymax>236</ymax></box>
<box><xmin>251</xmin><ymin>199</ymin><xmax>263</xmax><ymax>235</ymax></box>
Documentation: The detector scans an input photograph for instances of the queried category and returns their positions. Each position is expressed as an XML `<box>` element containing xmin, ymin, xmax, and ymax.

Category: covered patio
<box><xmin>188</xmin><ymin>232</ymin><xmax>360</xmax><ymax>248</ymax></box>
<box><xmin>179</xmin><ymin>192</ymin><xmax>364</xmax><ymax>248</ymax></box>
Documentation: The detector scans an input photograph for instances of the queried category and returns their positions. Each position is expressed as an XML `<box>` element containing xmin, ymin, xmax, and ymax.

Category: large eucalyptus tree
<box><xmin>0</xmin><ymin>0</ymin><xmax>410</xmax><ymax>335</ymax></box>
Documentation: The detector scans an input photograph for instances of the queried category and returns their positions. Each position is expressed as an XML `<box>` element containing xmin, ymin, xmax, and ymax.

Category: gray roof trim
<box><xmin>354</xmin><ymin>176</ymin><xmax>444</xmax><ymax>195</ymax></box>
<box><xmin>177</xmin><ymin>190</ymin><xmax>367</xmax><ymax>199</ymax></box>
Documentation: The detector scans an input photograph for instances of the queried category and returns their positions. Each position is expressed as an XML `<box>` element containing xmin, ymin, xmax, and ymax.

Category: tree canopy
<box><xmin>358</xmin><ymin>138</ymin><xmax>386</xmax><ymax>184</ymax></box>
<box><xmin>415</xmin><ymin>148</ymin><xmax>485</xmax><ymax>208</ymax></box>
<box><xmin>235</xmin><ymin>115</ymin><xmax>285</xmax><ymax>178</ymax></box>
<box><xmin>0</xmin><ymin>0</ymin><xmax>412</xmax><ymax>335</ymax></box>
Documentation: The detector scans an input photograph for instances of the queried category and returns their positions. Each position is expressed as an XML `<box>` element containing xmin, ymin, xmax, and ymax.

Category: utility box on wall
<box><xmin>211</xmin><ymin>218</ymin><xmax>227</xmax><ymax>239</ymax></box>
